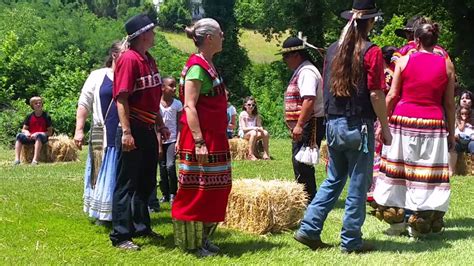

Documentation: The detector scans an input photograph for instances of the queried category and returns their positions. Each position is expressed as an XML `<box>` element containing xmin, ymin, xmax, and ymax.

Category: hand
<box><xmin>160</xmin><ymin>127</ymin><xmax>171</xmax><ymax>141</ymax></box>
<box><xmin>381</xmin><ymin>127</ymin><xmax>392</xmax><ymax>146</ymax></box>
<box><xmin>74</xmin><ymin>130</ymin><xmax>84</xmax><ymax>150</ymax></box>
<box><xmin>292</xmin><ymin>125</ymin><xmax>303</xmax><ymax>142</ymax></box>
<box><xmin>448</xmin><ymin>134</ymin><xmax>455</xmax><ymax>152</ymax></box>
<box><xmin>195</xmin><ymin>144</ymin><xmax>208</xmax><ymax>164</ymax></box>
<box><xmin>24</xmin><ymin>131</ymin><xmax>31</xmax><ymax>138</ymax></box>
<box><xmin>30</xmin><ymin>132</ymin><xmax>38</xmax><ymax>139</ymax></box>
<box><xmin>121</xmin><ymin>131</ymin><xmax>137</xmax><ymax>152</ymax></box>
<box><xmin>175</xmin><ymin>143</ymin><xmax>180</xmax><ymax>155</ymax></box>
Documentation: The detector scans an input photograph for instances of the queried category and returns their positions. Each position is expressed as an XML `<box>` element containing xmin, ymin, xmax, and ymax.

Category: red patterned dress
<box><xmin>171</xmin><ymin>54</ymin><xmax>232</xmax><ymax>223</ymax></box>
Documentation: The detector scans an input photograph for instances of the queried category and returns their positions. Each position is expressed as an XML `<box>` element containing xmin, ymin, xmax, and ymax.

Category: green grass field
<box><xmin>160</xmin><ymin>29</ymin><xmax>288</xmax><ymax>63</ymax></box>
<box><xmin>0</xmin><ymin>139</ymin><xmax>473</xmax><ymax>264</ymax></box>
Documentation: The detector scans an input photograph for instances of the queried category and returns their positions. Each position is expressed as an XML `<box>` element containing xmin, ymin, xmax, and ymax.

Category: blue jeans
<box><xmin>297</xmin><ymin>116</ymin><xmax>374</xmax><ymax>251</ymax></box>
<box><xmin>16</xmin><ymin>132</ymin><xmax>48</xmax><ymax>144</ymax></box>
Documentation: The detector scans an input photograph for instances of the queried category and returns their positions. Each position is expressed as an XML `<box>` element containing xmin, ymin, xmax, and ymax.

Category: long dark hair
<box><xmin>330</xmin><ymin>18</ymin><xmax>373</xmax><ymax>97</ymax></box>
<box><xmin>242</xmin><ymin>96</ymin><xmax>258</xmax><ymax>116</ymax></box>
<box><xmin>104</xmin><ymin>41</ymin><xmax>122</xmax><ymax>67</ymax></box>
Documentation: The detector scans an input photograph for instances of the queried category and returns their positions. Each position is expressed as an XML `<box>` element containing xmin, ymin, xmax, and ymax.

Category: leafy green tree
<box><xmin>158</xmin><ymin>0</ymin><xmax>192</xmax><ymax>31</ymax></box>
<box><xmin>234</xmin><ymin>0</ymin><xmax>263</xmax><ymax>29</ymax></box>
<box><xmin>202</xmin><ymin>0</ymin><xmax>250</xmax><ymax>100</ymax></box>
<box><xmin>371</xmin><ymin>15</ymin><xmax>406</xmax><ymax>48</ymax></box>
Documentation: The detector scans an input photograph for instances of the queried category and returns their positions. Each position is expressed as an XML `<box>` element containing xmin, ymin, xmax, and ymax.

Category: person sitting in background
<box><xmin>449</xmin><ymin>106</ymin><xmax>474</xmax><ymax>175</ymax></box>
<box><xmin>238</xmin><ymin>96</ymin><xmax>270</xmax><ymax>160</ymax></box>
<box><xmin>226</xmin><ymin>89</ymin><xmax>237</xmax><ymax>139</ymax></box>
<box><xmin>448</xmin><ymin>90</ymin><xmax>473</xmax><ymax>175</ymax></box>
<box><xmin>14</xmin><ymin>96</ymin><xmax>53</xmax><ymax>165</ymax></box>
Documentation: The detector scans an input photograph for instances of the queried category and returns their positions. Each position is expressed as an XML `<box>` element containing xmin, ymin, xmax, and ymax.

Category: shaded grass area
<box><xmin>0</xmin><ymin>139</ymin><xmax>473</xmax><ymax>264</ymax></box>
<box><xmin>160</xmin><ymin>29</ymin><xmax>288</xmax><ymax>63</ymax></box>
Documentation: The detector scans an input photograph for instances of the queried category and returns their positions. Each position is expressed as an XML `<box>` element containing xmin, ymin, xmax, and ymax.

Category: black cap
<box><xmin>125</xmin><ymin>14</ymin><xmax>155</xmax><ymax>40</ymax></box>
<box><xmin>340</xmin><ymin>0</ymin><xmax>383</xmax><ymax>20</ymax></box>
<box><xmin>394</xmin><ymin>15</ymin><xmax>422</xmax><ymax>38</ymax></box>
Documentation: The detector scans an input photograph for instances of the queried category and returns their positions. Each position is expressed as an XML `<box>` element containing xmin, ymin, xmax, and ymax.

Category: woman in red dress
<box><xmin>171</xmin><ymin>18</ymin><xmax>231</xmax><ymax>257</ymax></box>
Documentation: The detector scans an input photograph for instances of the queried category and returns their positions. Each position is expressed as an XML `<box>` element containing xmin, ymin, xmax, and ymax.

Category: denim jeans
<box><xmin>297</xmin><ymin>116</ymin><xmax>374</xmax><ymax>251</ymax></box>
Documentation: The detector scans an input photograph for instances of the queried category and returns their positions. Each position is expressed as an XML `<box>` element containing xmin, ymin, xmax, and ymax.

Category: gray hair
<box><xmin>185</xmin><ymin>18</ymin><xmax>220</xmax><ymax>47</ymax></box>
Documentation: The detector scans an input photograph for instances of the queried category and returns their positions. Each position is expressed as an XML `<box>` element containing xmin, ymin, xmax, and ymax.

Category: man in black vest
<box><xmin>280</xmin><ymin>37</ymin><xmax>325</xmax><ymax>203</ymax></box>
<box><xmin>294</xmin><ymin>0</ymin><xmax>391</xmax><ymax>253</ymax></box>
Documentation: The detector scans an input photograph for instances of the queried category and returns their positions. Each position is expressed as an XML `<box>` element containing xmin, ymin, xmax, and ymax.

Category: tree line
<box><xmin>0</xmin><ymin>0</ymin><xmax>472</xmax><ymax>146</ymax></box>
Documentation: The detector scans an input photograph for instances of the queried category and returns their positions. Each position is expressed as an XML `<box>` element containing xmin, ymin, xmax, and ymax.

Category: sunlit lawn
<box><xmin>160</xmin><ymin>28</ymin><xmax>289</xmax><ymax>63</ymax></box>
<box><xmin>0</xmin><ymin>139</ymin><xmax>473</xmax><ymax>264</ymax></box>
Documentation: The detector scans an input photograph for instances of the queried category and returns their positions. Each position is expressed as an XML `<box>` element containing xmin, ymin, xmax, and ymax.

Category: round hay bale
<box><xmin>228</xmin><ymin>138</ymin><xmax>249</xmax><ymax>160</ymax></box>
<box><xmin>223</xmin><ymin>179</ymin><xmax>307</xmax><ymax>235</ymax></box>
<box><xmin>49</xmin><ymin>135</ymin><xmax>78</xmax><ymax>162</ymax></box>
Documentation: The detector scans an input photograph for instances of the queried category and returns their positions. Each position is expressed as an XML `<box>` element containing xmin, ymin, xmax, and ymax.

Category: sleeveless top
<box><xmin>392</xmin><ymin>52</ymin><xmax>448</xmax><ymax>120</ymax></box>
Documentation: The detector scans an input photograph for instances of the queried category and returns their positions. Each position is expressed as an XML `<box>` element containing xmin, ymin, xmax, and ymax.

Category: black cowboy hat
<box><xmin>394</xmin><ymin>15</ymin><xmax>421</xmax><ymax>38</ymax></box>
<box><xmin>276</xmin><ymin>37</ymin><xmax>305</xmax><ymax>55</ymax></box>
<box><xmin>340</xmin><ymin>0</ymin><xmax>383</xmax><ymax>20</ymax></box>
<box><xmin>125</xmin><ymin>14</ymin><xmax>155</xmax><ymax>40</ymax></box>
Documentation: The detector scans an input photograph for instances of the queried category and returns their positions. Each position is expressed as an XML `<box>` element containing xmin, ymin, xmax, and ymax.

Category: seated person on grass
<box><xmin>13</xmin><ymin>96</ymin><xmax>53</xmax><ymax>165</ymax></box>
<box><xmin>449</xmin><ymin>106</ymin><xmax>474</xmax><ymax>175</ymax></box>
<box><xmin>238</xmin><ymin>96</ymin><xmax>270</xmax><ymax>160</ymax></box>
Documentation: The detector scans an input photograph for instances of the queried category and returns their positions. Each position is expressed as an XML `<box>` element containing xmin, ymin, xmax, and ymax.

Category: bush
<box><xmin>0</xmin><ymin>99</ymin><xmax>31</xmax><ymax>147</ymax></box>
<box><xmin>242</xmin><ymin>62</ymin><xmax>292</xmax><ymax>138</ymax></box>
<box><xmin>0</xmin><ymin>2</ymin><xmax>189</xmax><ymax>147</ymax></box>
<box><xmin>157</xmin><ymin>0</ymin><xmax>192</xmax><ymax>31</ymax></box>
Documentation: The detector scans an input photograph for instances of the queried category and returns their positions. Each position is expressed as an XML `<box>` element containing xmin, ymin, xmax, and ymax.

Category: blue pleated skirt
<box><xmin>83</xmin><ymin>147</ymin><xmax>118</xmax><ymax>221</ymax></box>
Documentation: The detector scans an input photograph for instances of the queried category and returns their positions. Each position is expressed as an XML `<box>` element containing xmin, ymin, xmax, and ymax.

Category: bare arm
<box><xmin>229</xmin><ymin>113</ymin><xmax>237</xmax><ymax>130</ymax></box>
<box><xmin>73</xmin><ymin>105</ymin><xmax>89</xmax><ymax>149</ymax></box>
<box><xmin>21</xmin><ymin>125</ymin><xmax>30</xmax><ymax>136</ymax></box>
<box><xmin>292</xmin><ymin>96</ymin><xmax>315</xmax><ymax>141</ymax></box>
<box><xmin>116</xmin><ymin>93</ymin><xmax>136</xmax><ymax>151</ymax></box>
<box><xmin>371</xmin><ymin>90</ymin><xmax>392</xmax><ymax>145</ymax></box>
<box><xmin>175</xmin><ymin>110</ymin><xmax>182</xmax><ymax>153</ymax></box>
<box><xmin>444</xmin><ymin>60</ymin><xmax>456</xmax><ymax>150</ymax></box>
<box><xmin>184</xmin><ymin>80</ymin><xmax>208</xmax><ymax>163</ymax></box>
<box><xmin>46</xmin><ymin>126</ymin><xmax>53</xmax><ymax>137</ymax></box>
<box><xmin>184</xmin><ymin>80</ymin><xmax>203</xmax><ymax>140</ymax></box>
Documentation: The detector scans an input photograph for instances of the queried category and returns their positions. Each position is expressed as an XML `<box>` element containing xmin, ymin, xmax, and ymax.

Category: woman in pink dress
<box><xmin>373</xmin><ymin>22</ymin><xmax>456</xmax><ymax>237</ymax></box>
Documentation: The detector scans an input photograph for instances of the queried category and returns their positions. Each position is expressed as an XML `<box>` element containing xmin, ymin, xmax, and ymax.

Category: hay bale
<box><xmin>223</xmin><ymin>179</ymin><xmax>307</xmax><ymax>235</ymax></box>
<box><xmin>228</xmin><ymin>138</ymin><xmax>249</xmax><ymax>160</ymax></box>
<box><xmin>455</xmin><ymin>153</ymin><xmax>472</xmax><ymax>175</ymax></box>
<box><xmin>20</xmin><ymin>141</ymin><xmax>50</xmax><ymax>163</ymax></box>
<box><xmin>49</xmin><ymin>135</ymin><xmax>78</xmax><ymax>162</ymax></box>
<box><xmin>319</xmin><ymin>140</ymin><xmax>328</xmax><ymax>164</ymax></box>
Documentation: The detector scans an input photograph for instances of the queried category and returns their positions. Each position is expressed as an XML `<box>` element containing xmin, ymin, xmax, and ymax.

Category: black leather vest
<box><xmin>323</xmin><ymin>41</ymin><xmax>376</xmax><ymax>119</ymax></box>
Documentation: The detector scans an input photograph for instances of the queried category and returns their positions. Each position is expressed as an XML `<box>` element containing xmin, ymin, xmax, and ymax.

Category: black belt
<box><xmin>130</xmin><ymin>119</ymin><xmax>155</xmax><ymax>130</ymax></box>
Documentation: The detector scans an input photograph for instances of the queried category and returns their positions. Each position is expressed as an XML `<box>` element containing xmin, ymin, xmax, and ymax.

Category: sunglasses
<box><xmin>246</xmin><ymin>104</ymin><xmax>256</xmax><ymax>107</ymax></box>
